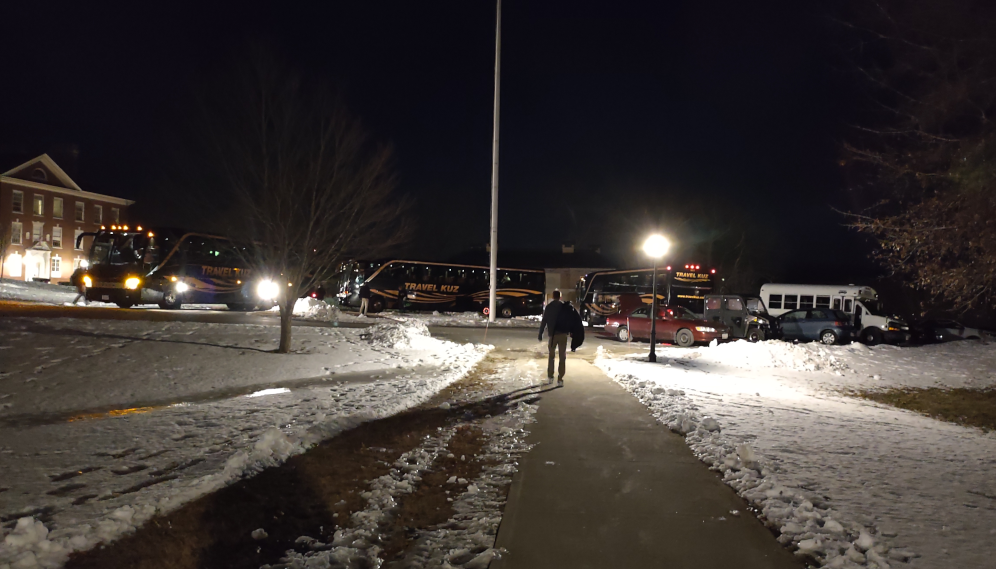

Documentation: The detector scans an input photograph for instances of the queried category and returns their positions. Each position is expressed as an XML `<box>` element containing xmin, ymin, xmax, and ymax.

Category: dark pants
<box><xmin>548</xmin><ymin>333</ymin><xmax>568</xmax><ymax>379</ymax></box>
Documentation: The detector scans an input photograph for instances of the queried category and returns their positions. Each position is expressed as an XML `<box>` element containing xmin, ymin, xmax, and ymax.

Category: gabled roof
<box><xmin>2</xmin><ymin>153</ymin><xmax>83</xmax><ymax>191</ymax></box>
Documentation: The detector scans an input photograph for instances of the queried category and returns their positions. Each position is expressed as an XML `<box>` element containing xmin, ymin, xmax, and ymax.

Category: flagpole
<box><xmin>488</xmin><ymin>0</ymin><xmax>501</xmax><ymax>323</ymax></box>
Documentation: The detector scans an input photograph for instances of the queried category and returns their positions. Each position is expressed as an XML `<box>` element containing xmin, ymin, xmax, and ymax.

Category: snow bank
<box><xmin>366</xmin><ymin>318</ymin><xmax>433</xmax><ymax>350</ymax></box>
<box><xmin>667</xmin><ymin>340</ymin><xmax>848</xmax><ymax>373</ymax></box>
<box><xmin>292</xmin><ymin>297</ymin><xmax>339</xmax><ymax>322</ymax></box>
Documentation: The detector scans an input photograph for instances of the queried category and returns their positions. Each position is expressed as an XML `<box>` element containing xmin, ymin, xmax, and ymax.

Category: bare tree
<box><xmin>204</xmin><ymin>52</ymin><xmax>410</xmax><ymax>353</ymax></box>
<box><xmin>836</xmin><ymin>0</ymin><xmax>996</xmax><ymax>312</ymax></box>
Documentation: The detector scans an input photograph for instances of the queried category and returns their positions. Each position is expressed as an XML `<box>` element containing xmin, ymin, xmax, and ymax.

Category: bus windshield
<box><xmin>860</xmin><ymin>299</ymin><xmax>883</xmax><ymax>315</ymax></box>
<box><xmin>89</xmin><ymin>233</ymin><xmax>152</xmax><ymax>267</ymax></box>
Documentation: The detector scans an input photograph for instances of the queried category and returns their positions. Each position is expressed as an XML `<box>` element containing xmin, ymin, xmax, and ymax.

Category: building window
<box><xmin>33</xmin><ymin>195</ymin><xmax>44</xmax><ymax>216</ymax></box>
<box><xmin>32</xmin><ymin>221</ymin><xmax>43</xmax><ymax>243</ymax></box>
<box><xmin>53</xmin><ymin>197</ymin><xmax>63</xmax><ymax>219</ymax></box>
<box><xmin>112</xmin><ymin>207</ymin><xmax>120</xmax><ymax>223</ymax></box>
<box><xmin>75</xmin><ymin>202</ymin><xmax>85</xmax><ymax>222</ymax></box>
<box><xmin>12</xmin><ymin>190</ymin><xmax>24</xmax><ymax>213</ymax></box>
<box><xmin>51</xmin><ymin>256</ymin><xmax>61</xmax><ymax>277</ymax></box>
<box><xmin>52</xmin><ymin>227</ymin><xmax>63</xmax><ymax>249</ymax></box>
<box><xmin>33</xmin><ymin>168</ymin><xmax>48</xmax><ymax>182</ymax></box>
<box><xmin>74</xmin><ymin>229</ymin><xmax>84</xmax><ymax>251</ymax></box>
<box><xmin>74</xmin><ymin>257</ymin><xmax>85</xmax><ymax>270</ymax></box>
<box><xmin>7</xmin><ymin>252</ymin><xmax>22</xmax><ymax>277</ymax></box>
<box><xmin>10</xmin><ymin>221</ymin><xmax>22</xmax><ymax>245</ymax></box>
<box><xmin>94</xmin><ymin>205</ymin><xmax>103</xmax><ymax>224</ymax></box>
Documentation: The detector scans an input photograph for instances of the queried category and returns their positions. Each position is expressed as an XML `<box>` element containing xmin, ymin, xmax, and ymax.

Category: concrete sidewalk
<box><xmin>492</xmin><ymin>359</ymin><xmax>802</xmax><ymax>569</ymax></box>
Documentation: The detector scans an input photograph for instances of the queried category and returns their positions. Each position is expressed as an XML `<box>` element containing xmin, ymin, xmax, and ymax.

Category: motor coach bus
<box><xmin>576</xmin><ymin>264</ymin><xmax>718</xmax><ymax>325</ymax></box>
<box><xmin>336</xmin><ymin>259</ymin><xmax>544</xmax><ymax>317</ymax></box>
<box><xmin>78</xmin><ymin>225</ymin><xmax>279</xmax><ymax>310</ymax></box>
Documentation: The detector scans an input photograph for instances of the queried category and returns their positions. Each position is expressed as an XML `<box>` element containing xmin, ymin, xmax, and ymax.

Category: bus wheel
<box><xmin>675</xmin><ymin>328</ymin><xmax>695</xmax><ymax>347</ymax></box>
<box><xmin>862</xmin><ymin>328</ymin><xmax>882</xmax><ymax>346</ymax></box>
<box><xmin>500</xmin><ymin>305</ymin><xmax>514</xmax><ymax>318</ymax></box>
<box><xmin>616</xmin><ymin>326</ymin><xmax>630</xmax><ymax>342</ymax></box>
<box><xmin>747</xmin><ymin>327</ymin><xmax>765</xmax><ymax>342</ymax></box>
<box><xmin>371</xmin><ymin>299</ymin><xmax>384</xmax><ymax>313</ymax></box>
<box><xmin>159</xmin><ymin>289</ymin><xmax>182</xmax><ymax>310</ymax></box>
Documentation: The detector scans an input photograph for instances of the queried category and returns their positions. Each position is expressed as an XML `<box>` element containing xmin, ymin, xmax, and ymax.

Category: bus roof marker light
<box><xmin>711</xmin><ymin>268</ymin><xmax>716</xmax><ymax>274</ymax></box>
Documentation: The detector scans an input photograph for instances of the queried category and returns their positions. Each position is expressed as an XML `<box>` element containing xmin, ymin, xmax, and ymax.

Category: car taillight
<box><xmin>834</xmin><ymin>321</ymin><xmax>844</xmax><ymax>326</ymax></box>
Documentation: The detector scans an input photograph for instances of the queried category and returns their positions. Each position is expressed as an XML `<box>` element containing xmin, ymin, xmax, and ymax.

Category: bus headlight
<box><xmin>257</xmin><ymin>280</ymin><xmax>279</xmax><ymax>300</ymax></box>
<box><xmin>175</xmin><ymin>282</ymin><xmax>189</xmax><ymax>293</ymax></box>
<box><xmin>83</xmin><ymin>275</ymin><xmax>92</xmax><ymax>288</ymax></box>
<box><xmin>79</xmin><ymin>260</ymin><xmax>89</xmax><ymax>268</ymax></box>
<box><xmin>125</xmin><ymin>277</ymin><xmax>141</xmax><ymax>290</ymax></box>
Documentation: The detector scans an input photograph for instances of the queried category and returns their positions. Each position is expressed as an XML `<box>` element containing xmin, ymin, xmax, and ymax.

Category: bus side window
<box><xmin>784</xmin><ymin>295</ymin><xmax>798</xmax><ymax>309</ymax></box>
<box><xmin>768</xmin><ymin>294</ymin><xmax>782</xmax><ymax>309</ymax></box>
<box><xmin>800</xmin><ymin>295</ymin><xmax>814</xmax><ymax>309</ymax></box>
<box><xmin>843</xmin><ymin>299</ymin><xmax>853</xmax><ymax>312</ymax></box>
<box><xmin>816</xmin><ymin>295</ymin><xmax>831</xmax><ymax>308</ymax></box>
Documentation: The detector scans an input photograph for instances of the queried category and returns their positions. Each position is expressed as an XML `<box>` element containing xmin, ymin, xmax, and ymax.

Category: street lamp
<box><xmin>643</xmin><ymin>234</ymin><xmax>670</xmax><ymax>363</ymax></box>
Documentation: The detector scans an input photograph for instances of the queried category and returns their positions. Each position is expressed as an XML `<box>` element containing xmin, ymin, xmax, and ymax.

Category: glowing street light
<box><xmin>643</xmin><ymin>234</ymin><xmax>671</xmax><ymax>363</ymax></box>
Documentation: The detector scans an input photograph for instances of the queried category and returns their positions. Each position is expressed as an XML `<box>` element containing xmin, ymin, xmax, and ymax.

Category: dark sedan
<box><xmin>911</xmin><ymin>319</ymin><xmax>993</xmax><ymax>344</ymax></box>
<box><xmin>777</xmin><ymin>308</ymin><xmax>854</xmax><ymax>345</ymax></box>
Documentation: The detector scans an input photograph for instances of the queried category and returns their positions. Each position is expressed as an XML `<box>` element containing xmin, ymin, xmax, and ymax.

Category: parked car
<box><xmin>703</xmin><ymin>294</ymin><xmax>774</xmax><ymax>342</ymax></box>
<box><xmin>776</xmin><ymin>308</ymin><xmax>854</xmax><ymax>345</ymax></box>
<box><xmin>601</xmin><ymin>305</ymin><xmax>730</xmax><ymax>347</ymax></box>
<box><xmin>911</xmin><ymin>319</ymin><xmax>993</xmax><ymax>344</ymax></box>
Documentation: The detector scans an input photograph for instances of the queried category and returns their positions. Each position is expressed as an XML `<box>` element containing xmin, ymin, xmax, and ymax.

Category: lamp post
<box><xmin>643</xmin><ymin>234</ymin><xmax>670</xmax><ymax>363</ymax></box>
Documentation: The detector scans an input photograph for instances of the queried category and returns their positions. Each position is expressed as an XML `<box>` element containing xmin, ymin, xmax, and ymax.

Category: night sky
<box><xmin>0</xmin><ymin>1</ymin><xmax>875</xmax><ymax>281</ymax></box>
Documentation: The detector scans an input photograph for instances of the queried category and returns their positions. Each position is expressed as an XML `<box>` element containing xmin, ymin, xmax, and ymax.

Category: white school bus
<box><xmin>759</xmin><ymin>284</ymin><xmax>910</xmax><ymax>345</ymax></box>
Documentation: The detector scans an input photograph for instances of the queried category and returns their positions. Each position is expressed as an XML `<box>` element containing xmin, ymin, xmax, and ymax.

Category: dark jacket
<box><xmin>568</xmin><ymin>304</ymin><xmax>585</xmax><ymax>351</ymax></box>
<box><xmin>70</xmin><ymin>268</ymin><xmax>86</xmax><ymax>288</ymax></box>
<box><xmin>538</xmin><ymin>299</ymin><xmax>564</xmax><ymax>340</ymax></box>
<box><xmin>359</xmin><ymin>283</ymin><xmax>371</xmax><ymax>299</ymax></box>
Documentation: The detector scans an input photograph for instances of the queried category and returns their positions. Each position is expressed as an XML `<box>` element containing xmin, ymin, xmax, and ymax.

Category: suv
<box><xmin>703</xmin><ymin>294</ymin><xmax>773</xmax><ymax>342</ymax></box>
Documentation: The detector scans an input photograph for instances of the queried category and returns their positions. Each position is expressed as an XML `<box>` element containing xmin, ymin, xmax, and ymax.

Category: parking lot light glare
<box><xmin>642</xmin><ymin>235</ymin><xmax>670</xmax><ymax>259</ymax></box>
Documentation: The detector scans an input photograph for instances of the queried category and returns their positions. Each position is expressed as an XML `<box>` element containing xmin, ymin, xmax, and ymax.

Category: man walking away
<box><xmin>70</xmin><ymin>267</ymin><xmax>88</xmax><ymax>306</ymax></box>
<box><xmin>539</xmin><ymin>290</ymin><xmax>572</xmax><ymax>386</ymax></box>
<box><xmin>358</xmin><ymin>282</ymin><xmax>371</xmax><ymax>316</ymax></box>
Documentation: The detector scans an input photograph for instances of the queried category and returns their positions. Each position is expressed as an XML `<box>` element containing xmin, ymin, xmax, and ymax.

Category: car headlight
<box><xmin>695</xmin><ymin>326</ymin><xmax>716</xmax><ymax>332</ymax></box>
<box><xmin>174</xmin><ymin>282</ymin><xmax>189</xmax><ymax>293</ymax></box>
<box><xmin>256</xmin><ymin>280</ymin><xmax>279</xmax><ymax>300</ymax></box>
<box><xmin>125</xmin><ymin>277</ymin><xmax>141</xmax><ymax>290</ymax></box>
<box><xmin>82</xmin><ymin>275</ymin><xmax>92</xmax><ymax>288</ymax></box>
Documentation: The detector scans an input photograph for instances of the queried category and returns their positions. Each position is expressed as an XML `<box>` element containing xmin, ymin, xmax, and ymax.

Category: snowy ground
<box><xmin>596</xmin><ymin>340</ymin><xmax>996</xmax><ymax>569</ymax></box>
<box><xmin>0</xmin><ymin>279</ymin><xmax>114</xmax><ymax>308</ymax></box>
<box><xmin>0</xmin><ymin>318</ymin><xmax>491</xmax><ymax>569</ymax></box>
<box><xmin>274</xmin><ymin>357</ymin><xmax>541</xmax><ymax>569</ymax></box>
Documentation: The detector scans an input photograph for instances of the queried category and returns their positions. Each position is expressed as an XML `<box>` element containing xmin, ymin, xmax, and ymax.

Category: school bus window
<box><xmin>800</xmin><ymin>295</ymin><xmax>815</xmax><ymax>309</ymax></box>
<box><xmin>769</xmin><ymin>294</ymin><xmax>782</xmax><ymax>309</ymax></box>
<box><xmin>816</xmin><ymin>295</ymin><xmax>831</xmax><ymax>308</ymax></box>
<box><xmin>784</xmin><ymin>295</ymin><xmax>798</xmax><ymax>309</ymax></box>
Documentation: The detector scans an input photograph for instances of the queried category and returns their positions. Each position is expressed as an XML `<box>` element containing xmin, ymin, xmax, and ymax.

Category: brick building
<box><xmin>1</xmin><ymin>154</ymin><xmax>134</xmax><ymax>283</ymax></box>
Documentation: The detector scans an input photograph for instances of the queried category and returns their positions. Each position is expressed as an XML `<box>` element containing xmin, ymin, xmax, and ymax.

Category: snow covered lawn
<box><xmin>0</xmin><ymin>318</ymin><xmax>491</xmax><ymax>568</ymax></box>
<box><xmin>596</xmin><ymin>340</ymin><xmax>996</xmax><ymax>569</ymax></box>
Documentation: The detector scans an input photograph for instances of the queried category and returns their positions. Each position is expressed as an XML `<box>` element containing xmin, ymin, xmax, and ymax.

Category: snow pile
<box><xmin>676</xmin><ymin>340</ymin><xmax>848</xmax><ymax>373</ymax></box>
<box><xmin>292</xmin><ymin>297</ymin><xmax>339</xmax><ymax>322</ymax></box>
<box><xmin>596</xmin><ymin>343</ymin><xmax>996</xmax><ymax>569</ymax></box>
<box><xmin>392</xmin><ymin>311</ymin><xmax>541</xmax><ymax>328</ymax></box>
<box><xmin>366</xmin><ymin>318</ymin><xmax>433</xmax><ymax>350</ymax></box>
